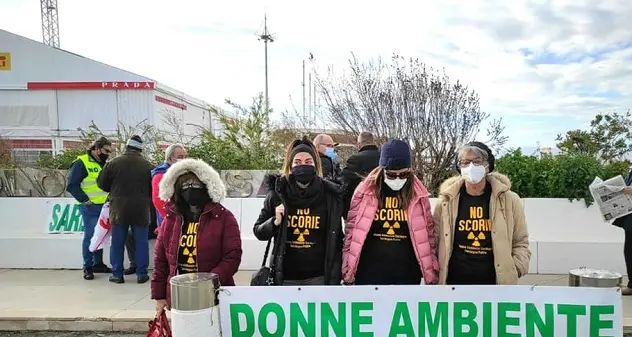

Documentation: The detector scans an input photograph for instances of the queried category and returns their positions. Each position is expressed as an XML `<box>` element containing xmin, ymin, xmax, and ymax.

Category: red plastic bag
<box><xmin>147</xmin><ymin>310</ymin><xmax>172</xmax><ymax>337</ymax></box>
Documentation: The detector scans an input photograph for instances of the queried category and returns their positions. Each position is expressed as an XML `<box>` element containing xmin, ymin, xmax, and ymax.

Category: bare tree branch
<box><xmin>161</xmin><ymin>109</ymin><xmax>187</xmax><ymax>144</ymax></box>
<box><xmin>294</xmin><ymin>53</ymin><xmax>507</xmax><ymax>193</ymax></box>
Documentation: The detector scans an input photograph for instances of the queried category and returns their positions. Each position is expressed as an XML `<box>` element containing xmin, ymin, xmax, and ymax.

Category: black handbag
<box><xmin>250</xmin><ymin>238</ymin><xmax>276</xmax><ymax>286</ymax></box>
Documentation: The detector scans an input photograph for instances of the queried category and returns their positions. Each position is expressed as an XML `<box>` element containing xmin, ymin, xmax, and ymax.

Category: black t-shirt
<box><xmin>447</xmin><ymin>183</ymin><xmax>496</xmax><ymax>284</ymax></box>
<box><xmin>177</xmin><ymin>210</ymin><xmax>200</xmax><ymax>275</ymax></box>
<box><xmin>354</xmin><ymin>185</ymin><xmax>422</xmax><ymax>285</ymax></box>
<box><xmin>282</xmin><ymin>195</ymin><xmax>327</xmax><ymax>280</ymax></box>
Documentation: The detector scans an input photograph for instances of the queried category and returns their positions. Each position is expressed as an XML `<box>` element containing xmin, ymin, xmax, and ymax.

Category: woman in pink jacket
<box><xmin>343</xmin><ymin>139</ymin><xmax>439</xmax><ymax>285</ymax></box>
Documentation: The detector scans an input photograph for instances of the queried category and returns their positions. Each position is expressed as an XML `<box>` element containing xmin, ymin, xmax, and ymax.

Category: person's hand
<box><xmin>155</xmin><ymin>299</ymin><xmax>169</xmax><ymax>314</ymax></box>
<box><xmin>274</xmin><ymin>204</ymin><xmax>285</xmax><ymax>226</ymax></box>
<box><xmin>624</xmin><ymin>186</ymin><xmax>632</xmax><ymax>195</ymax></box>
<box><xmin>154</xmin><ymin>227</ymin><xmax>160</xmax><ymax>235</ymax></box>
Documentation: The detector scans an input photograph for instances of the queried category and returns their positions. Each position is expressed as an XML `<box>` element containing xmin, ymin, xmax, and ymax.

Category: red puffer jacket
<box><xmin>150</xmin><ymin>202</ymin><xmax>242</xmax><ymax>305</ymax></box>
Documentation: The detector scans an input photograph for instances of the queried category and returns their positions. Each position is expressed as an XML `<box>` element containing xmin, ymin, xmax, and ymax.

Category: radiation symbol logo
<box><xmin>467</xmin><ymin>232</ymin><xmax>486</xmax><ymax>247</ymax></box>
<box><xmin>383</xmin><ymin>221</ymin><xmax>400</xmax><ymax>235</ymax></box>
<box><xmin>182</xmin><ymin>247</ymin><xmax>197</xmax><ymax>264</ymax></box>
<box><xmin>294</xmin><ymin>228</ymin><xmax>310</xmax><ymax>242</ymax></box>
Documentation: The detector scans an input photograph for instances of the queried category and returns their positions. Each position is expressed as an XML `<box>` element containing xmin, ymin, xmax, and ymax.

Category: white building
<box><xmin>0</xmin><ymin>29</ymin><xmax>225</xmax><ymax>164</ymax></box>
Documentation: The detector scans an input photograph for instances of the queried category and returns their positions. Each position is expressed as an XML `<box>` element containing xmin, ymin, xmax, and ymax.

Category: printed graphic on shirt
<box><xmin>456</xmin><ymin>206</ymin><xmax>492</xmax><ymax>255</ymax></box>
<box><xmin>373</xmin><ymin>196</ymin><xmax>409</xmax><ymax>242</ymax></box>
<box><xmin>287</xmin><ymin>208</ymin><xmax>320</xmax><ymax>249</ymax></box>
<box><xmin>178</xmin><ymin>221</ymin><xmax>198</xmax><ymax>273</ymax></box>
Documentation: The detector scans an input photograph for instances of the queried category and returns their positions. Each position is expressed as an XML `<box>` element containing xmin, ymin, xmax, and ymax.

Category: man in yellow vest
<box><xmin>65</xmin><ymin>136</ymin><xmax>112</xmax><ymax>280</ymax></box>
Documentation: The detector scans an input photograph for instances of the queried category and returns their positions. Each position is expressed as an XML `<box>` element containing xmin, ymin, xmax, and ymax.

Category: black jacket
<box><xmin>253</xmin><ymin>174</ymin><xmax>343</xmax><ymax>285</ymax></box>
<box><xmin>341</xmin><ymin>145</ymin><xmax>380</xmax><ymax>218</ymax></box>
<box><xmin>97</xmin><ymin>149</ymin><xmax>154</xmax><ymax>226</ymax></box>
<box><xmin>319</xmin><ymin>154</ymin><xmax>343</xmax><ymax>185</ymax></box>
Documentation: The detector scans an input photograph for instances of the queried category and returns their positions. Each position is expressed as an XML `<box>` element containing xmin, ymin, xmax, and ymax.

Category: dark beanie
<box><xmin>290</xmin><ymin>144</ymin><xmax>317</xmax><ymax>161</ymax></box>
<box><xmin>379</xmin><ymin>139</ymin><xmax>412</xmax><ymax>170</ymax></box>
<box><xmin>126</xmin><ymin>135</ymin><xmax>144</xmax><ymax>151</ymax></box>
<box><xmin>466</xmin><ymin>141</ymin><xmax>495</xmax><ymax>172</ymax></box>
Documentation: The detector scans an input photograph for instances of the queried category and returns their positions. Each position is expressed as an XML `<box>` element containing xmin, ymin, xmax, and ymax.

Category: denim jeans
<box><xmin>79</xmin><ymin>204</ymin><xmax>104</xmax><ymax>269</ymax></box>
<box><xmin>126</xmin><ymin>229</ymin><xmax>136</xmax><ymax>268</ymax></box>
<box><xmin>110</xmin><ymin>224</ymin><xmax>149</xmax><ymax>278</ymax></box>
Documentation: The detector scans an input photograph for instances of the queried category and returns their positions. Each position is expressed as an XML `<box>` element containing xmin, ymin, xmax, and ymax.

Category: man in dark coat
<box><xmin>614</xmin><ymin>167</ymin><xmax>632</xmax><ymax>295</ymax></box>
<box><xmin>97</xmin><ymin>135</ymin><xmax>154</xmax><ymax>284</ymax></box>
<box><xmin>341</xmin><ymin>132</ymin><xmax>380</xmax><ymax>219</ymax></box>
<box><xmin>313</xmin><ymin>133</ymin><xmax>343</xmax><ymax>184</ymax></box>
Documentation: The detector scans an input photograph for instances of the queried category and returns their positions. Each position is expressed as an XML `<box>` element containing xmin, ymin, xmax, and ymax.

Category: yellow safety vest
<box><xmin>74</xmin><ymin>154</ymin><xmax>108</xmax><ymax>205</ymax></box>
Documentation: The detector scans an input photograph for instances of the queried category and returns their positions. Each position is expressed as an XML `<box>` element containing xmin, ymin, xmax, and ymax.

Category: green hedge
<box><xmin>495</xmin><ymin>149</ymin><xmax>630</xmax><ymax>204</ymax></box>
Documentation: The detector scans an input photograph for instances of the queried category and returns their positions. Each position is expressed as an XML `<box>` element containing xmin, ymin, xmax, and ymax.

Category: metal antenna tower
<box><xmin>40</xmin><ymin>0</ymin><xmax>60</xmax><ymax>48</ymax></box>
<box><xmin>257</xmin><ymin>14</ymin><xmax>274</xmax><ymax>114</ymax></box>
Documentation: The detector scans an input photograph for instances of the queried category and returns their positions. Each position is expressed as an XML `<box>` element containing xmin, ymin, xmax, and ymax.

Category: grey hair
<box><xmin>457</xmin><ymin>145</ymin><xmax>488</xmax><ymax>163</ymax></box>
<box><xmin>164</xmin><ymin>143</ymin><xmax>185</xmax><ymax>163</ymax></box>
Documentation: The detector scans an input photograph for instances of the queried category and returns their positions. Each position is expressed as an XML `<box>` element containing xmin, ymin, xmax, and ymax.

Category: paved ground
<box><xmin>0</xmin><ymin>269</ymin><xmax>630</xmax><ymax>333</ymax></box>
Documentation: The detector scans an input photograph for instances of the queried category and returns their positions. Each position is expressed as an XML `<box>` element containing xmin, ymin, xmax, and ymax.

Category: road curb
<box><xmin>0</xmin><ymin>310</ymin><xmax>168</xmax><ymax>332</ymax></box>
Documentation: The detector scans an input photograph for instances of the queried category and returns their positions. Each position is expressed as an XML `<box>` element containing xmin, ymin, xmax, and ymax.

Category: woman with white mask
<box><xmin>435</xmin><ymin>141</ymin><xmax>531</xmax><ymax>285</ymax></box>
<box><xmin>342</xmin><ymin>139</ymin><xmax>439</xmax><ymax>285</ymax></box>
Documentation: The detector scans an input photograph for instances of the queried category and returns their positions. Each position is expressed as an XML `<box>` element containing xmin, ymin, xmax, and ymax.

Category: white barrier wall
<box><xmin>0</xmin><ymin>197</ymin><xmax>626</xmax><ymax>275</ymax></box>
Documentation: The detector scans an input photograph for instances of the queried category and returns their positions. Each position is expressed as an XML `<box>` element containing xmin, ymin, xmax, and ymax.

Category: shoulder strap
<box><xmin>260</xmin><ymin>238</ymin><xmax>272</xmax><ymax>268</ymax></box>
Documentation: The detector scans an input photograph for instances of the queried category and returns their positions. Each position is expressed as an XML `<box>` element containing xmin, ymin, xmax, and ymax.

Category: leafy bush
<box><xmin>187</xmin><ymin>94</ymin><xmax>283</xmax><ymax>170</ymax></box>
<box><xmin>496</xmin><ymin>149</ymin><xmax>630</xmax><ymax>205</ymax></box>
<box><xmin>37</xmin><ymin>148</ymin><xmax>86</xmax><ymax>170</ymax></box>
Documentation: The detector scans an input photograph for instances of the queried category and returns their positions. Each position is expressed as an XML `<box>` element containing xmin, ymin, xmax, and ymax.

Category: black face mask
<box><xmin>291</xmin><ymin>165</ymin><xmax>316</xmax><ymax>184</ymax></box>
<box><xmin>98</xmin><ymin>153</ymin><xmax>109</xmax><ymax>162</ymax></box>
<box><xmin>180</xmin><ymin>187</ymin><xmax>210</xmax><ymax>207</ymax></box>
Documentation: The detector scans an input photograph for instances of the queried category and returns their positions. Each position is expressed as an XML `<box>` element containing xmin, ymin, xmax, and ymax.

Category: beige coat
<box><xmin>434</xmin><ymin>172</ymin><xmax>531</xmax><ymax>285</ymax></box>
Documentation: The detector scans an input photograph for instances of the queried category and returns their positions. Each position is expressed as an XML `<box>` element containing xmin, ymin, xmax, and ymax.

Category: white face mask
<box><xmin>461</xmin><ymin>163</ymin><xmax>487</xmax><ymax>184</ymax></box>
<box><xmin>384</xmin><ymin>178</ymin><xmax>407</xmax><ymax>191</ymax></box>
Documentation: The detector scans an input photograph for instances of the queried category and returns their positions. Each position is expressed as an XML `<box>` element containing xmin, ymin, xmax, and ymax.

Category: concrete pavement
<box><xmin>0</xmin><ymin>269</ymin><xmax>631</xmax><ymax>333</ymax></box>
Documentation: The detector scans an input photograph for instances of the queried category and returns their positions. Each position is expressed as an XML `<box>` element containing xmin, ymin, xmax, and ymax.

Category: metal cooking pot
<box><xmin>568</xmin><ymin>267</ymin><xmax>622</xmax><ymax>288</ymax></box>
<box><xmin>170</xmin><ymin>272</ymin><xmax>220</xmax><ymax>311</ymax></box>
<box><xmin>569</xmin><ymin>267</ymin><xmax>595</xmax><ymax>286</ymax></box>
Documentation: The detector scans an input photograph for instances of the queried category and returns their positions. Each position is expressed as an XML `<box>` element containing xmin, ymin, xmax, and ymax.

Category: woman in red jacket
<box><xmin>150</xmin><ymin>158</ymin><xmax>242</xmax><ymax>314</ymax></box>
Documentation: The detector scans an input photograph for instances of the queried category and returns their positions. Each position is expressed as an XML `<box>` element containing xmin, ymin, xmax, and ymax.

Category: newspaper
<box><xmin>589</xmin><ymin>175</ymin><xmax>632</xmax><ymax>221</ymax></box>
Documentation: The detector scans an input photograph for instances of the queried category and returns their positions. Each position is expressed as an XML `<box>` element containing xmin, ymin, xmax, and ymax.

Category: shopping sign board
<box><xmin>48</xmin><ymin>201</ymin><xmax>84</xmax><ymax>233</ymax></box>
<box><xmin>219</xmin><ymin>285</ymin><xmax>622</xmax><ymax>337</ymax></box>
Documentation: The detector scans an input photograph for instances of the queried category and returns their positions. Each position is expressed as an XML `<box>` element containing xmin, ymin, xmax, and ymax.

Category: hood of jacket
<box><xmin>439</xmin><ymin>171</ymin><xmax>511</xmax><ymax>199</ymax></box>
<box><xmin>158</xmin><ymin>158</ymin><xmax>226</xmax><ymax>203</ymax></box>
<box><xmin>151</xmin><ymin>162</ymin><xmax>170</xmax><ymax>177</ymax></box>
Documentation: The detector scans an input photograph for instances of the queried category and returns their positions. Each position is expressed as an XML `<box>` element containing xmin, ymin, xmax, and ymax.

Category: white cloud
<box><xmin>1</xmin><ymin>0</ymin><xmax>631</xmax><ymax>147</ymax></box>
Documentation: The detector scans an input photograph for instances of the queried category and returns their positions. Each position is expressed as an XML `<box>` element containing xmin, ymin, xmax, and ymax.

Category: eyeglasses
<box><xmin>459</xmin><ymin>158</ymin><xmax>485</xmax><ymax>167</ymax></box>
<box><xmin>385</xmin><ymin>171</ymin><xmax>411</xmax><ymax>179</ymax></box>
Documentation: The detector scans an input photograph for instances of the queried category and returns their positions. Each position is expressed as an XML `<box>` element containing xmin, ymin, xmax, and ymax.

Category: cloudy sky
<box><xmin>1</xmin><ymin>0</ymin><xmax>631</xmax><ymax>149</ymax></box>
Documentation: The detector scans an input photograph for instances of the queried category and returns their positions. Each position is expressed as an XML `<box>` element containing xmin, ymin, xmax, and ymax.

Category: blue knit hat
<box><xmin>379</xmin><ymin>139</ymin><xmax>411</xmax><ymax>170</ymax></box>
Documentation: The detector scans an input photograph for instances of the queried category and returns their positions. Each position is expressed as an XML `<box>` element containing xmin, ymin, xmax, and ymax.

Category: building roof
<box><xmin>0</xmin><ymin>29</ymin><xmax>152</xmax><ymax>86</ymax></box>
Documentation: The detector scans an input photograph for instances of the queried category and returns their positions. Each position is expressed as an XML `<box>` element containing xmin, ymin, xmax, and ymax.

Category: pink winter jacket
<box><xmin>342</xmin><ymin>175</ymin><xmax>439</xmax><ymax>284</ymax></box>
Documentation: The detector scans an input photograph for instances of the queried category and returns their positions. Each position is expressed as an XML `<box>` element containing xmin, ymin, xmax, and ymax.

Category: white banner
<box><xmin>218</xmin><ymin>285</ymin><xmax>622</xmax><ymax>337</ymax></box>
<box><xmin>47</xmin><ymin>200</ymin><xmax>84</xmax><ymax>233</ymax></box>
